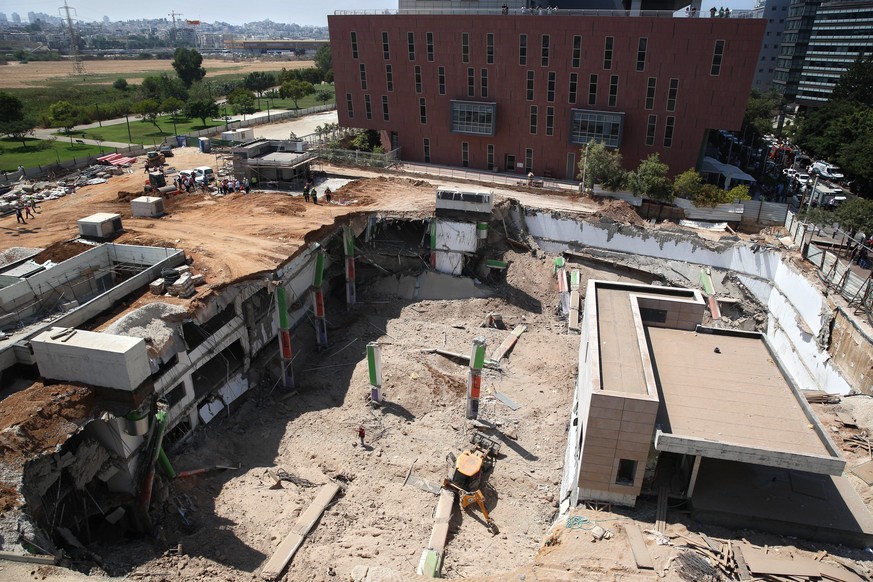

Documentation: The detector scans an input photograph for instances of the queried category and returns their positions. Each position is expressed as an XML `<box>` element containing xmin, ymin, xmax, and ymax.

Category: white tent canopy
<box><xmin>701</xmin><ymin>157</ymin><xmax>756</xmax><ymax>190</ymax></box>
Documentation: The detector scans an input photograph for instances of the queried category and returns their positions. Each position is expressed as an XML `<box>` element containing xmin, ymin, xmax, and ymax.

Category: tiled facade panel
<box><xmin>329</xmin><ymin>15</ymin><xmax>765</xmax><ymax>178</ymax></box>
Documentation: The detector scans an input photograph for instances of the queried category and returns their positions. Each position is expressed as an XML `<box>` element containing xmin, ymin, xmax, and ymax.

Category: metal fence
<box><xmin>336</xmin><ymin>8</ymin><xmax>755</xmax><ymax>18</ymax></box>
<box><xmin>318</xmin><ymin>147</ymin><xmax>401</xmax><ymax>168</ymax></box>
<box><xmin>0</xmin><ymin>145</ymin><xmax>149</xmax><ymax>186</ymax></box>
<box><xmin>784</xmin><ymin>211</ymin><xmax>873</xmax><ymax>321</ymax></box>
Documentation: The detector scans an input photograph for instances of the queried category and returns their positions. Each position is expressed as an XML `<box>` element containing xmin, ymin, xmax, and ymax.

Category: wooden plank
<box><xmin>490</xmin><ymin>325</ymin><xmax>527</xmax><ymax>362</ymax></box>
<box><xmin>260</xmin><ymin>483</ymin><xmax>340</xmax><ymax>580</ymax></box>
<box><xmin>700</xmin><ymin>533</ymin><xmax>721</xmax><ymax>554</ymax></box>
<box><xmin>0</xmin><ymin>551</ymin><xmax>57</xmax><ymax>565</ymax></box>
<box><xmin>655</xmin><ymin>485</ymin><xmax>668</xmax><ymax>533</ymax></box>
<box><xmin>427</xmin><ymin>489</ymin><xmax>455</xmax><ymax>553</ymax></box>
<box><xmin>835</xmin><ymin>410</ymin><xmax>857</xmax><ymax>427</ymax></box>
<box><xmin>624</xmin><ymin>524</ymin><xmax>654</xmax><ymax>570</ymax></box>
<box><xmin>733</xmin><ymin>542</ymin><xmax>752</xmax><ymax>581</ymax></box>
<box><xmin>739</xmin><ymin>544</ymin><xmax>821</xmax><ymax>578</ymax></box>
<box><xmin>494</xmin><ymin>391</ymin><xmax>520</xmax><ymax>411</ymax></box>
<box><xmin>820</xmin><ymin>562</ymin><xmax>865</xmax><ymax>582</ymax></box>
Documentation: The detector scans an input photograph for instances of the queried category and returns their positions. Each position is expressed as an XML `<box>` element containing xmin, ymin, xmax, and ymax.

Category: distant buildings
<box><xmin>751</xmin><ymin>0</ymin><xmax>792</xmax><ymax>93</ymax></box>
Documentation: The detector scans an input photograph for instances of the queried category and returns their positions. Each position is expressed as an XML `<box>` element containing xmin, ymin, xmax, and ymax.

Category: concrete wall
<box><xmin>828</xmin><ymin>309</ymin><xmax>873</xmax><ymax>393</ymax></box>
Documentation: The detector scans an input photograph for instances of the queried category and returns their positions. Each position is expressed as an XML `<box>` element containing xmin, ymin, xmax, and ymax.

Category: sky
<box><xmin>2</xmin><ymin>0</ymin><xmax>757</xmax><ymax>27</ymax></box>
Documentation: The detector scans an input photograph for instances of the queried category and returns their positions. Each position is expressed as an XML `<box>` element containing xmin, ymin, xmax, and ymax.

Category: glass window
<box><xmin>359</xmin><ymin>63</ymin><xmax>367</xmax><ymax>90</ymax></box>
<box><xmin>385</xmin><ymin>64</ymin><xmax>393</xmax><ymax>92</ymax></box>
<box><xmin>351</xmin><ymin>32</ymin><xmax>358</xmax><ymax>59</ymax></box>
<box><xmin>408</xmin><ymin>32</ymin><xmax>415</xmax><ymax>61</ymax></box>
<box><xmin>481</xmin><ymin>68</ymin><xmax>489</xmax><ymax>98</ymax></box>
<box><xmin>462</xmin><ymin>32</ymin><xmax>470</xmax><ymax>63</ymax></box>
<box><xmin>382</xmin><ymin>95</ymin><xmax>389</xmax><ymax>121</ymax></box>
<box><xmin>572</xmin><ymin>35</ymin><xmax>582</xmax><ymax>68</ymax></box>
<box><xmin>527</xmin><ymin>70</ymin><xmax>535</xmax><ymax>101</ymax></box>
<box><xmin>525</xmin><ymin>148</ymin><xmax>533</xmax><ymax>173</ymax></box>
<box><xmin>450</xmin><ymin>100</ymin><xmax>497</xmax><ymax>136</ymax></box>
<box><xmin>711</xmin><ymin>40</ymin><xmax>725</xmax><ymax>75</ymax></box>
<box><xmin>608</xmin><ymin>75</ymin><xmax>619</xmax><ymax>107</ymax></box>
<box><xmin>420</xmin><ymin>97</ymin><xmax>427</xmax><ymax>124</ymax></box>
<box><xmin>645</xmin><ymin>77</ymin><xmax>656</xmax><ymax>110</ymax></box>
<box><xmin>427</xmin><ymin>32</ymin><xmax>434</xmax><ymax>62</ymax></box>
<box><xmin>382</xmin><ymin>31</ymin><xmax>390</xmax><ymax>60</ymax></box>
<box><xmin>636</xmin><ymin>37</ymin><xmax>647</xmax><ymax>72</ymax></box>
<box><xmin>666</xmin><ymin>78</ymin><xmax>679</xmax><ymax>111</ymax></box>
<box><xmin>569</xmin><ymin>73</ymin><xmax>578</xmax><ymax>104</ymax></box>
<box><xmin>664</xmin><ymin>116</ymin><xmax>675</xmax><ymax>147</ymax></box>
<box><xmin>530</xmin><ymin>105</ymin><xmax>538</xmax><ymax>134</ymax></box>
<box><xmin>569</xmin><ymin>109</ymin><xmax>625</xmax><ymax>148</ymax></box>
<box><xmin>487</xmin><ymin>144</ymin><xmax>494</xmax><ymax>170</ymax></box>
<box><xmin>438</xmin><ymin>66</ymin><xmax>446</xmax><ymax>95</ymax></box>
<box><xmin>467</xmin><ymin>68</ymin><xmax>475</xmax><ymax>97</ymax></box>
<box><xmin>646</xmin><ymin>114</ymin><xmax>657</xmax><ymax>146</ymax></box>
<box><xmin>462</xmin><ymin>142</ymin><xmax>469</xmax><ymax>167</ymax></box>
<box><xmin>346</xmin><ymin>93</ymin><xmax>354</xmax><ymax>118</ymax></box>
<box><xmin>541</xmin><ymin>35</ymin><xmax>550</xmax><ymax>67</ymax></box>
<box><xmin>604</xmin><ymin>36</ymin><xmax>613</xmax><ymax>70</ymax></box>
<box><xmin>423</xmin><ymin>138</ymin><xmax>431</xmax><ymax>163</ymax></box>
<box><xmin>415</xmin><ymin>65</ymin><xmax>422</xmax><ymax>93</ymax></box>
<box><xmin>487</xmin><ymin>33</ymin><xmax>494</xmax><ymax>64</ymax></box>
<box><xmin>364</xmin><ymin>94</ymin><xmax>372</xmax><ymax>119</ymax></box>
<box><xmin>546</xmin><ymin>106</ymin><xmax>554</xmax><ymax>136</ymax></box>
<box><xmin>519</xmin><ymin>34</ymin><xmax>527</xmax><ymax>65</ymax></box>
<box><xmin>588</xmin><ymin>74</ymin><xmax>598</xmax><ymax>106</ymax></box>
<box><xmin>547</xmin><ymin>71</ymin><xmax>556</xmax><ymax>102</ymax></box>
<box><xmin>616</xmin><ymin>459</ymin><xmax>637</xmax><ymax>486</ymax></box>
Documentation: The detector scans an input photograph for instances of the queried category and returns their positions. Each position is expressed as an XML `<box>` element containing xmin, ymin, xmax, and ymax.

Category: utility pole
<box><xmin>59</xmin><ymin>1</ymin><xmax>85</xmax><ymax>76</ymax></box>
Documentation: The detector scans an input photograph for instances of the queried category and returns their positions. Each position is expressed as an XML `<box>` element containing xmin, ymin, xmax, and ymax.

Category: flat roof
<box><xmin>596</xmin><ymin>286</ymin><xmax>646</xmax><ymax>395</ymax></box>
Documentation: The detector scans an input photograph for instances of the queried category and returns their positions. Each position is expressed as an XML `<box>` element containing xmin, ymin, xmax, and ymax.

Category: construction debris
<box><xmin>490</xmin><ymin>325</ymin><xmax>527</xmax><ymax>362</ymax></box>
<box><xmin>804</xmin><ymin>390</ymin><xmax>841</xmax><ymax>404</ymax></box>
<box><xmin>624</xmin><ymin>523</ymin><xmax>653</xmax><ymax>570</ymax></box>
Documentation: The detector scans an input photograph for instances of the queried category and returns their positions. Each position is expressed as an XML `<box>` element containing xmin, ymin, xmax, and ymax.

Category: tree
<box><xmin>171</xmin><ymin>47</ymin><xmax>205</xmax><ymax>88</ymax></box>
<box><xmin>833</xmin><ymin>197</ymin><xmax>873</xmax><ymax>236</ymax></box>
<box><xmin>243</xmin><ymin>71</ymin><xmax>276</xmax><ymax>107</ymax></box>
<box><xmin>227</xmin><ymin>87</ymin><xmax>256</xmax><ymax>117</ymax></box>
<box><xmin>161</xmin><ymin>97</ymin><xmax>185</xmax><ymax>118</ymax></box>
<box><xmin>184</xmin><ymin>98</ymin><xmax>219</xmax><ymax>127</ymax></box>
<box><xmin>279</xmin><ymin>80</ymin><xmax>314</xmax><ymax>110</ymax></box>
<box><xmin>578</xmin><ymin>141</ymin><xmax>626</xmax><ymax>191</ymax></box>
<box><xmin>743</xmin><ymin>89</ymin><xmax>781</xmax><ymax>137</ymax></box>
<box><xmin>315</xmin><ymin>44</ymin><xmax>332</xmax><ymax>76</ymax></box>
<box><xmin>315</xmin><ymin>89</ymin><xmax>332</xmax><ymax>106</ymax></box>
<box><xmin>0</xmin><ymin>92</ymin><xmax>25</xmax><ymax>127</ymax></box>
<box><xmin>113</xmin><ymin>77</ymin><xmax>128</xmax><ymax>91</ymax></box>
<box><xmin>672</xmin><ymin>168</ymin><xmax>704</xmax><ymax>200</ymax></box>
<box><xmin>831</xmin><ymin>54</ymin><xmax>873</xmax><ymax>107</ymax></box>
<box><xmin>692</xmin><ymin>183</ymin><xmax>751</xmax><ymax>207</ymax></box>
<box><xmin>627</xmin><ymin>153</ymin><xmax>673</xmax><ymax>202</ymax></box>
<box><xmin>49</xmin><ymin>100</ymin><xmax>78</xmax><ymax>142</ymax></box>
<box><xmin>4</xmin><ymin>118</ymin><xmax>36</xmax><ymax>147</ymax></box>
<box><xmin>133</xmin><ymin>98</ymin><xmax>162</xmax><ymax>131</ymax></box>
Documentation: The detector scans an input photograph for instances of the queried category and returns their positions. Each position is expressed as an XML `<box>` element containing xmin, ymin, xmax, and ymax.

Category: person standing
<box><xmin>324</xmin><ymin>187</ymin><xmax>332</xmax><ymax>203</ymax></box>
<box><xmin>24</xmin><ymin>204</ymin><xmax>35</xmax><ymax>219</ymax></box>
<box><xmin>15</xmin><ymin>206</ymin><xmax>26</xmax><ymax>224</ymax></box>
<box><xmin>311</xmin><ymin>189</ymin><xmax>318</xmax><ymax>204</ymax></box>
<box><xmin>358</xmin><ymin>425</ymin><xmax>366</xmax><ymax>446</ymax></box>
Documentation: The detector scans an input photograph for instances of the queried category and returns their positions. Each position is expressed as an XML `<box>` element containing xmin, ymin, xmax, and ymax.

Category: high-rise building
<box><xmin>772</xmin><ymin>0</ymin><xmax>822</xmax><ymax>102</ymax></box>
<box><xmin>11</xmin><ymin>12</ymin><xmax>21</xmax><ymax>24</ymax></box>
<box><xmin>27</xmin><ymin>11</ymin><xmax>36</xmax><ymax>23</ymax></box>
<box><xmin>751</xmin><ymin>0</ymin><xmax>792</xmax><ymax>93</ymax></box>
<box><xmin>0</xmin><ymin>13</ymin><xmax>7</xmax><ymax>23</ymax></box>
<box><xmin>329</xmin><ymin>3</ymin><xmax>764</xmax><ymax>179</ymax></box>
<box><xmin>103</xmin><ymin>16</ymin><xmax>110</xmax><ymax>24</ymax></box>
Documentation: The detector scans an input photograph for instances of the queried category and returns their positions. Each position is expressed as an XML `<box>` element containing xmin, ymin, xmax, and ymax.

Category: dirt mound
<box><xmin>32</xmin><ymin>241</ymin><xmax>92</xmax><ymax>264</ymax></box>
<box><xmin>591</xmin><ymin>197</ymin><xmax>647</xmax><ymax>226</ymax></box>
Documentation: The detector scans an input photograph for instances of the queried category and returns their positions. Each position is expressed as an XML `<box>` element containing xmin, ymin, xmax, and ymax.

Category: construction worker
<box><xmin>358</xmin><ymin>425</ymin><xmax>365</xmax><ymax>446</ymax></box>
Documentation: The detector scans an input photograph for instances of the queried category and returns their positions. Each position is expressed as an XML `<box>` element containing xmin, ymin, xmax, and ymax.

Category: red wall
<box><xmin>328</xmin><ymin>15</ymin><xmax>765</xmax><ymax>180</ymax></box>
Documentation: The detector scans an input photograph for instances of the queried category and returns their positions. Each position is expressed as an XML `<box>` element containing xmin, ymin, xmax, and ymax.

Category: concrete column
<box><xmin>466</xmin><ymin>337</ymin><xmax>487</xmax><ymax>419</ymax></box>
<box><xmin>343</xmin><ymin>225</ymin><xmax>356</xmax><ymax>306</ymax></box>
<box><xmin>276</xmin><ymin>286</ymin><xmax>295</xmax><ymax>389</ymax></box>
<box><xmin>429</xmin><ymin>220</ymin><xmax>437</xmax><ymax>269</ymax></box>
<box><xmin>686</xmin><ymin>455</ymin><xmax>702</xmax><ymax>498</ymax></box>
<box><xmin>311</xmin><ymin>250</ymin><xmax>328</xmax><ymax>349</ymax></box>
<box><xmin>367</xmin><ymin>341</ymin><xmax>383</xmax><ymax>403</ymax></box>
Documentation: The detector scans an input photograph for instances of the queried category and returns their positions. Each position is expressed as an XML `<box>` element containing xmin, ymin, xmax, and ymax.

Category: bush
<box><xmin>113</xmin><ymin>78</ymin><xmax>128</xmax><ymax>91</ymax></box>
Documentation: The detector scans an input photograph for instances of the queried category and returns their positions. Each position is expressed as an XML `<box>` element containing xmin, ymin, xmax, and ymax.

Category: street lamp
<box><xmin>125</xmin><ymin>114</ymin><xmax>132</xmax><ymax>145</ymax></box>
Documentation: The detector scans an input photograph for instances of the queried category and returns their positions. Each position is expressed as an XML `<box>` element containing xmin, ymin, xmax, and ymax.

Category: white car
<box><xmin>794</xmin><ymin>173</ymin><xmax>811</xmax><ymax>187</ymax></box>
<box><xmin>783</xmin><ymin>168</ymin><xmax>797</xmax><ymax>179</ymax></box>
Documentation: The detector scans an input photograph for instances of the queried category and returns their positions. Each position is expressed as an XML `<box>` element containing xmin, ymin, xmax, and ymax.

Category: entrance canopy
<box><xmin>701</xmin><ymin>156</ymin><xmax>756</xmax><ymax>190</ymax></box>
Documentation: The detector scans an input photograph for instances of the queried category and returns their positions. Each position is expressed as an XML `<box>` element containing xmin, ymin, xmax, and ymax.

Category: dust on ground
<box><xmin>0</xmin><ymin>59</ymin><xmax>313</xmax><ymax>89</ymax></box>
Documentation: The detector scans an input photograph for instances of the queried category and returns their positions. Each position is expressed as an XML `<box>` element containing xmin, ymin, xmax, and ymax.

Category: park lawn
<box><xmin>0</xmin><ymin>137</ymin><xmax>106</xmax><ymax>172</ymax></box>
<box><xmin>74</xmin><ymin>116</ymin><xmax>223</xmax><ymax>146</ymax></box>
<box><xmin>266</xmin><ymin>83</ymin><xmax>335</xmax><ymax>111</ymax></box>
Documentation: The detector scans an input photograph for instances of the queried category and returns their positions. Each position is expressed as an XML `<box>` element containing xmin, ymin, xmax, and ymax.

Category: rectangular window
<box><xmin>481</xmin><ymin>68</ymin><xmax>489</xmax><ymax>98</ymax></box>
<box><xmin>529</xmin><ymin>105</ymin><xmax>538</xmax><ymax>134</ymax></box>
<box><xmin>385</xmin><ymin>64</ymin><xmax>394</xmax><ymax>92</ymax></box>
<box><xmin>525</xmin><ymin>148</ymin><xmax>533</xmax><ymax>173</ymax></box>
<box><xmin>487</xmin><ymin>33</ymin><xmax>494</xmax><ymax>64</ymax></box>
<box><xmin>636</xmin><ymin>37</ymin><xmax>648</xmax><ymax>71</ymax></box>
<box><xmin>451</xmin><ymin>100</ymin><xmax>496</xmax><ymax>136</ymax></box>
<box><xmin>415</xmin><ymin>65</ymin><xmax>422</xmax><ymax>93</ymax></box>
<box><xmin>645</xmin><ymin>77</ymin><xmax>656</xmax><ymax>110</ymax></box>
<box><xmin>616</xmin><ymin>459</ymin><xmax>637</xmax><ymax>486</ymax></box>
<box><xmin>438</xmin><ymin>66</ymin><xmax>446</xmax><ymax>95</ymax></box>
<box><xmin>588</xmin><ymin>74</ymin><xmax>598</xmax><ymax>106</ymax></box>
<box><xmin>609</xmin><ymin>75</ymin><xmax>619</xmax><ymax>107</ymax></box>
<box><xmin>603</xmin><ymin>36</ymin><xmax>613</xmax><ymax>70</ymax></box>
<box><xmin>541</xmin><ymin>35</ymin><xmax>550</xmax><ymax>66</ymax></box>
<box><xmin>426</xmin><ymin>32</ymin><xmax>434</xmax><ymax>62</ymax></box>
<box><xmin>423</xmin><ymin>138</ymin><xmax>431</xmax><ymax>163</ymax></box>
<box><xmin>569</xmin><ymin>73</ymin><xmax>578</xmax><ymax>104</ymax></box>
<box><xmin>364</xmin><ymin>94</ymin><xmax>372</xmax><ymax>120</ymax></box>
<box><xmin>666</xmin><ymin>78</ymin><xmax>679</xmax><ymax>112</ymax></box>
<box><xmin>572</xmin><ymin>35</ymin><xmax>582</xmax><ymax>68</ymax></box>
<box><xmin>646</xmin><ymin>114</ymin><xmax>657</xmax><ymax>146</ymax></box>
<box><xmin>419</xmin><ymin>97</ymin><xmax>427</xmax><ymax>124</ymax></box>
<box><xmin>487</xmin><ymin>144</ymin><xmax>494</xmax><ymax>170</ymax></box>
<box><xmin>346</xmin><ymin>93</ymin><xmax>354</xmax><ymax>118</ymax></box>
<box><xmin>462</xmin><ymin>32</ymin><xmax>470</xmax><ymax>63</ymax></box>
<box><xmin>664</xmin><ymin>116</ymin><xmax>675</xmax><ymax>147</ymax></box>
<box><xmin>382</xmin><ymin>95</ymin><xmax>389</xmax><ymax>121</ymax></box>
<box><xmin>527</xmin><ymin>71</ymin><xmax>535</xmax><ymax>101</ymax></box>
<box><xmin>547</xmin><ymin>71</ymin><xmax>556</xmax><ymax>102</ymax></box>
<box><xmin>462</xmin><ymin>142</ymin><xmax>469</xmax><ymax>167</ymax></box>
<box><xmin>359</xmin><ymin>63</ymin><xmax>367</xmax><ymax>90</ymax></box>
<box><xmin>408</xmin><ymin>31</ymin><xmax>415</xmax><ymax>61</ymax></box>
<box><xmin>569</xmin><ymin>109</ymin><xmax>625</xmax><ymax>148</ymax></box>
<box><xmin>519</xmin><ymin>34</ymin><xmax>527</xmax><ymax>65</ymax></box>
<box><xmin>467</xmin><ymin>68</ymin><xmax>475</xmax><ymax>97</ymax></box>
<box><xmin>711</xmin><ymin>40</ymin><xmax>725</xmax><ymax>75</ymax></box>
<box><xmin>382</xmin><ymin>31</ymin><xmax>390</xmax><ymax>60</ymax></box>
<box><xmin>350</xmin><ymin>31</ymin><xmax>358</xmax><ymax>59</ymax></box>
<box><xmin>546</xmin><ymin>106</ymin><xmax>554</xmax><ymax>136</ymax></box>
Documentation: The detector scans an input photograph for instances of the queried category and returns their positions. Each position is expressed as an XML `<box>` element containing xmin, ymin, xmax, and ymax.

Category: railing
<box><xmin>318</xmin><ymin>146</ymin><xmax>401</xmax><ymax>168</ymax></box>
<box><xmin>334</xmin><ymin>8</ymin><xmax>757</xmax><ymax>18</ymax></box>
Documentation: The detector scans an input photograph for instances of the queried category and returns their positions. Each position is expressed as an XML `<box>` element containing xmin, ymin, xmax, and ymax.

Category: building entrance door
<box><xmin>505</xmin><ymin>154</ymin><xmax>516</xmax><ymax>173</ymax></box>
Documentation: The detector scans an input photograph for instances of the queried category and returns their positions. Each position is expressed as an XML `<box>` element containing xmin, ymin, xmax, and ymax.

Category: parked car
<box><xmin>783</xmin><ymin>168</ymin><xmax>797</xmax><ymax>179</ymax></box>
<box><xmin>194</xmin><ymin>166</ymin><xmax>215</xmax><ymax>183</ymax></box>
<box><xmin>809</xmin><ymin>161</ymin><xmax>844</xmax><ymax>182</ymax></box>
<box><xmin>794</xmin><ymin>173</ymin><xmax>811</xmax><ymax>187</ymax></box>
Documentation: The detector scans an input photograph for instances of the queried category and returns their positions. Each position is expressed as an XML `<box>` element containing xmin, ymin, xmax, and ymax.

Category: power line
<box><xmin>58</xmin><ymin>0</ymin><xmax>85</xmax><ymax>76</ymax></box>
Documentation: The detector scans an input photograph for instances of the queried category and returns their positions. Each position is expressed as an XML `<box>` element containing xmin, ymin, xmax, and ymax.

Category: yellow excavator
<box><xmin>443</xmin><ymin>432</ymin><xmax>501</xmax><ymax>533</ymax></box>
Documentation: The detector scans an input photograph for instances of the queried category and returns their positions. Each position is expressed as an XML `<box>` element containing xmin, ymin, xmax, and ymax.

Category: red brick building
<box><xmin>328</xmin><ymin>13</ymin><xmax>765</xmax><ymax>179</ymax></box>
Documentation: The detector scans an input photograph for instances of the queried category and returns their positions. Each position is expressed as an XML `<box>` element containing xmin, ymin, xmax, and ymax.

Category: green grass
<box><xmin>0</xmin><ymin>137</ymin><xmax>106</xmax><ymax>171</ymax></box>
<box><xmin>72</xmin><ymin>115</ymin><xmax>223</xmax><ymax>146</ymax></box>
<box><xmin>266</xmin><ymin>83</ymin><xmax>335</xmax><ymax>111</ymax></box>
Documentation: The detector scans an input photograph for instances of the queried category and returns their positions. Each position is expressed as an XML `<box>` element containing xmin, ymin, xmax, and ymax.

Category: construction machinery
<box><xmin>443</xmin><ymin>431</ymin><xmax>501</xmax><ymax>533</ymax></box>
<box><xmin>145</xmin><ymin>151</ymin><xmax>166</xmax><ymax>169</ymax></box>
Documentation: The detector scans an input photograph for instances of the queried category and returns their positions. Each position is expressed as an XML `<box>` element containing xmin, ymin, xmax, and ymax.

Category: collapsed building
<box><xmin>0</xmin><ymin>174</ymin><xmax>871</xmax><ymax>578</ymax></box>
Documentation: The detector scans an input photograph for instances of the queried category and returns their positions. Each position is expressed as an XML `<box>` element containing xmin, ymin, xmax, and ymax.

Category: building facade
<box><xmin>772</xmin><ymin>0</ymin><xmax>822</xmax><ymax>101</ymax></box>
<box><xmin>329</xmin><ymin>12</ymin><xmax>765</xmax><ymax>179</ymax></box>
<box><xmin>751</xmin><ymin>0</ymin><xmax>792</xmax><ymax>92</ymax></box>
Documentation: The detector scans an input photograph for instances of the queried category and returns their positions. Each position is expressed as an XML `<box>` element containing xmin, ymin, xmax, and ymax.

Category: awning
<box><xmin>702</xmin><ymin>157</ymin><xmax>755</xmax><ymax>184</ymax></box>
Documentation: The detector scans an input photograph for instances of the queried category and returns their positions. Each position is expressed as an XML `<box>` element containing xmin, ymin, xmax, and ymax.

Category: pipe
<box><xmin>157</xmin><ymin>446</ymin><xmax>177</xmax><ymax>479</ymax></box>
<box><xmin>137</xmin><ymin>411</ymin><xmax>168</xmax><ymax>525</ymax></box>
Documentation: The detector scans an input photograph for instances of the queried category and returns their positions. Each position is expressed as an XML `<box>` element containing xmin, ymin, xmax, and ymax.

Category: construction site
<box><xmin>1</xmin><ymin>146</ymin><xmax>872</xmax><ymax>582</ymax></box>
